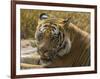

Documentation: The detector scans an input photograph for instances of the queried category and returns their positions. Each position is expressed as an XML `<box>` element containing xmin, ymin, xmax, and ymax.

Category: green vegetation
<box><xmin>21</xmin><ymin>9</ymin><xmax>90</xmax><ymax>39</ymax></box>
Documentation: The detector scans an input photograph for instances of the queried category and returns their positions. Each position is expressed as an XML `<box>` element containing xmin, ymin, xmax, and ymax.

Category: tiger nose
<box><xmin>44</xmin><ymin>29</ymin><xmax>51</xmax><ymax>38</ymax></box>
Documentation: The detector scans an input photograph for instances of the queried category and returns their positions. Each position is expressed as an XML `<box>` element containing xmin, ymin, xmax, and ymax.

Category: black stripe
<box><xmin>57</xmin><ymin>41</ymin><xmax>66</xmax><ymax>52</ymax></box>
<box><xmin>59</xmin><ymin>32</ymin><xmax>65</xmax><ymax>47</ymax></box>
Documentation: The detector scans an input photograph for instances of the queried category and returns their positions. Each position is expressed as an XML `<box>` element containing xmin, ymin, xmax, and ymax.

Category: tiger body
<box><xmin>35</xmin><ymin>13</ymin><xmax>90</xmax><ymax>68</ymax></box>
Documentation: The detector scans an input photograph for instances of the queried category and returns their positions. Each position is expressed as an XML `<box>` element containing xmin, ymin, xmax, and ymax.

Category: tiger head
<box><xmin>35</xmin><ymin>13</ymin><xmax>71</xmax><ymax>66</ymax></box>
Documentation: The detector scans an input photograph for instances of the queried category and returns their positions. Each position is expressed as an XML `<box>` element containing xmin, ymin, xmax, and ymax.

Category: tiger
<box><xmin>34</xmin><ymin>13</ymin><xmax>90</xmax><ymax>68</ymax></box>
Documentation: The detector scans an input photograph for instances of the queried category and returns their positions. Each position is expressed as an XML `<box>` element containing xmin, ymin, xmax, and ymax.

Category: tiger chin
<box><xmin>35</xmin><ymin>13</ymin><xmax>90</xmax><ymax>68</ymax></box>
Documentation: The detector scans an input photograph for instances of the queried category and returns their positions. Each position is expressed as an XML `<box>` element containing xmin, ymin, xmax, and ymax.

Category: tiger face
<box><xmin>35</xmin><ymin>13</ymin><xmax>71</xmax><ymax>66</ymax></box>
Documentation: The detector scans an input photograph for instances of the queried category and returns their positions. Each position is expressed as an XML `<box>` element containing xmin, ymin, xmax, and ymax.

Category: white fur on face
<box><xmin>58</xmin><ymin>38</ymin><xmax>71</xmax><ymax>56</ymax></box>
<box><xmin>51</xmin><ymin>26</ymin><xmax>59</xmax><ymax>35</ymax></box>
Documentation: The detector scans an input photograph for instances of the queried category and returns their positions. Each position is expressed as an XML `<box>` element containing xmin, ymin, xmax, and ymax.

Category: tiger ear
<box><xmin>63</xmin><ymin>17</ymin><xmax>71</xmax><ymax>25</ymax></box>
<box><xmin>39</xmin><ymin>13</ymin><xmax>48</xmax><ymax>20</ymax></box>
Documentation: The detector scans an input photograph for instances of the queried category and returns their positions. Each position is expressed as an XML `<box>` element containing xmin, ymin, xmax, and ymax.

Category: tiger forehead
<box><xmin>39</xmin><ymin>18</ymin><xmax>64</xmax><ymax>25</ymax></box>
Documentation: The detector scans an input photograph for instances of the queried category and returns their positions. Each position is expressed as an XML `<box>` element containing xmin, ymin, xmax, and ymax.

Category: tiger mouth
<box><xmin>41</xmin><ymin>57</ymin><xmax>52</xmax><ymax>62</ymax></box>
<box><xmin>40</xmin><ymin>58</ymin><xmax>52</xmax><ymax>65</ymax></box>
